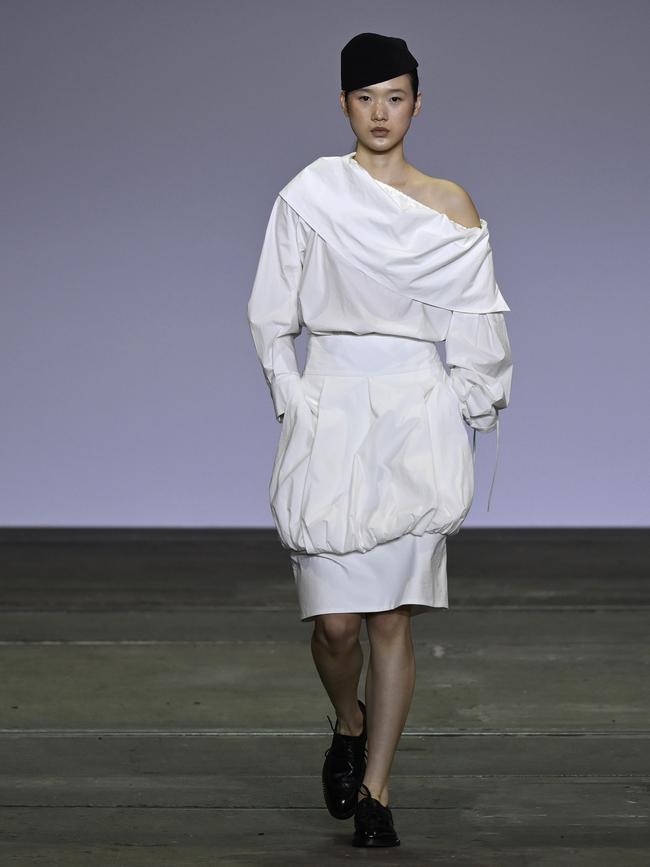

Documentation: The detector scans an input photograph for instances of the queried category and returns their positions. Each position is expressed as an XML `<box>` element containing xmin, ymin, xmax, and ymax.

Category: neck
<box><xmin>352</xmin><ymin>142</ymin><xmax>411</xmax><ymax>186</ymax></box>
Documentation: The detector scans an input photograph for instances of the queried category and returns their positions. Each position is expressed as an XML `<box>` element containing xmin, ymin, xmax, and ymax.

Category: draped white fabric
<box><xmin>279</xmin><ymin>151</ymin><xmax>510</xmax><ymax>314</ymax></box>
<box><xmin>247</xmin><ymin>152</ymin><xmax>513</xmax><ymax>561</ymax></box>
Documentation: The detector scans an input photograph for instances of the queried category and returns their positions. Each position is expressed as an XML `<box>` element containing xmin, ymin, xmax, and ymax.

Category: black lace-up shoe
<box><xmin>321</xmin><ymin>698</ymin><xmax>367</xmax><ymax>820</ymax></box>
<box><xmin>352</xmin><ymin>782</ymin><xmax>400</xmax><ymax>847</ymax></box>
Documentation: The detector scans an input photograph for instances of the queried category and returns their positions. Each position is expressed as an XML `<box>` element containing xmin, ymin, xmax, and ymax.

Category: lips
<box><xmin>372</xmin><ymin>128</ymin><xmax>389</xmax><ymax>135</ymax></box>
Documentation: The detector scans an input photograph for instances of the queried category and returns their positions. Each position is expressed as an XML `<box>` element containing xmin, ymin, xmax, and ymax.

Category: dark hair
<box><xmin>343</xmin><ymin>68</ymin><xmax>419</xmax><ymax>104</ymax></box>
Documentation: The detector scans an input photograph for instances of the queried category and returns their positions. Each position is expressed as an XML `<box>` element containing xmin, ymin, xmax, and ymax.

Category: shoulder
<box><xmin>440</xmin><ymin>180</ymin><xmax>482</xmax><ymax>228</ymax></box>
<box><xmin>278</xmin><ymin>153</ymin><xmax>336</xmax><ymax>202</ymax></box>
<box><xmin>415</xmin><ymin>171</ymin><xmax>482</xmax><ymax>228</ymax></box>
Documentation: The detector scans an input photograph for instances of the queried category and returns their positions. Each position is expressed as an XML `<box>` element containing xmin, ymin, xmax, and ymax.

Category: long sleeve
<box><xmin>445</xmin><ymin>311</ymin><xmax>513</xmax><ymax>433</ymax></box>
<box><xmin>247</xmin><ymin>195</ymin><xmax>307</xmax><ymax>422</ymax></box>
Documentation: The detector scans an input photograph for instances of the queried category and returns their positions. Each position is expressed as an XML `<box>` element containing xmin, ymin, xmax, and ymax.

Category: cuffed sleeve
<box><xmin>247</xmin><ymin>196</ymin><xmax>307</xmax><ymax>422</ymax></box>
<box><xmin>445</xmin><ymin>311</ymin><xmax>513</xmax><ymax>432</ymax></box>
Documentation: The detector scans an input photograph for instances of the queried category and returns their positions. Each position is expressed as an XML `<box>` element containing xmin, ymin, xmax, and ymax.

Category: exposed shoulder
<box><xmin>435</xmin><ymin>178</ymin><xmax>482</xmax><ymax>228</ymax></box>
<box><xmin>416</xmin><ymin>172</ymin><xmax>482</xmax><ymax>228</ymax></box>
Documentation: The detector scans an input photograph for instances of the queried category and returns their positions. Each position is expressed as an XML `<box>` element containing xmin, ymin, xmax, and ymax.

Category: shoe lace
<box><xmin>356</xmin><ymin>782</ymin><xmax>393</xmax><ymax>830</ymax></box>
<box><xmin>325</xmin><ymin>708</ymin><xmax>367</xmax><ymax>738</ymax></box>
<box><xmin>323</xmin><ymin>711</ymin><xmax>368</xmax><ymax>770</ymax></box>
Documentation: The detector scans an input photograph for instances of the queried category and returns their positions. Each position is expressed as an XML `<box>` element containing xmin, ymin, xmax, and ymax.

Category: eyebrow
<box><xmin>357</xmin><ymin>87</ymin><xmax>407</xmax><ymax>94</ymax></box>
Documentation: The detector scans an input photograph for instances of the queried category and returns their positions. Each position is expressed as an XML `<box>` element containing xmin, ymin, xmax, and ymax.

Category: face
<box><xmin>340</xmin><ymin>74</ymin><xmax>421</xmax><ymax>151</ymax></box>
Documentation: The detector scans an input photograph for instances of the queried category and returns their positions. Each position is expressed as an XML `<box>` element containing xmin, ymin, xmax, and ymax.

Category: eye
<box><xmin>391</xmin><ymin>96</ymin><xmax>402</xmax><ymax>102</ymax></box>
<box><xmin>358</xmin><ymin>95</ymin><xmax>370</xmax><ymax>101</ymax></box>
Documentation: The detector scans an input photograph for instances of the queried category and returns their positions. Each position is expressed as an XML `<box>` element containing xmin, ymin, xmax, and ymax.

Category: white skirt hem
<box><xmin>298</xmin><ymin>600</ymin><xmax>450</xmax><ymax>623</ymax></box>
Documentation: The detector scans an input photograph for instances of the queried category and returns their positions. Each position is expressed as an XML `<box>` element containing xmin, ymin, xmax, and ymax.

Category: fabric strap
<box><xmin>471</xmin><ymin>411</ymin><xmax>501</xmax><ymax>512</ymax></box>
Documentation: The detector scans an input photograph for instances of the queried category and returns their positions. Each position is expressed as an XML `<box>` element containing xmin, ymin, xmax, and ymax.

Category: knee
<box><xmin>366</xmin><ymin>608</ymin><xmax>411</xmax><ymax>644</ymax></box>
<box><xmin>313</xmin><ymin>613</ymin><xmax>361</xmax><ymax>653</ymax></box>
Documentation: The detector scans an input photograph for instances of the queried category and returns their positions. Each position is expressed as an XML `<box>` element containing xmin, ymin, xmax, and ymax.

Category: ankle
<box><xmin>358</xmin><ymin>782</ymin><xmax>389</xmax><ymax>806</ymax></box>
<box><xmin>336</xmin><ymin>706</ymin><xmax>364</xmax><ymax>736</ymax></box>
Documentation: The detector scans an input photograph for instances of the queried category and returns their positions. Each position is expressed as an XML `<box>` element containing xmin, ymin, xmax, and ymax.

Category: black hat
<box><xmin>341</xmin><ymin>32</ymin><xmax>418</xmax><ymax>92</ymax></box>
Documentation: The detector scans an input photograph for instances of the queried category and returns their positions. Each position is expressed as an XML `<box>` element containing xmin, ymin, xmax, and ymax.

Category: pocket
<box><xmin>443</xmin><ymin>373</ymin><xmax>465</xmax><ymax>423</ymax></box>
<box><xmin>279</xmin><ymin>375</ymin><xmax>307</xmax><ymax>421</ymax></box>
<box><xmin>269</xmin><ymin>375</ymin><xmax>321</xmax><ymax>551</ymax></box>
<box><xmin>420</xmin><ymin>375</ymin><xmax>474</xmax><ymax>533</ymax></box>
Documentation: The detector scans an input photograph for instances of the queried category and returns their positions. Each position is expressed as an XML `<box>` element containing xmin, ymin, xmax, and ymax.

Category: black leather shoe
<box><xmin>352</xmin><ymin>782</ymin><xmax>400</xmax><ymax>847</ymax></box>
<box><xmin>321</xmin><ymin>698</ymin><xmax>367</xmax><ymax>820</ymax></box>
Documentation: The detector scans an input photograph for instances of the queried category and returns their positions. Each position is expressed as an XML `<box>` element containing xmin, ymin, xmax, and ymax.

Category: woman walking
<box><xmin>247</xmin><ymin>32</ymin><xmax>513</xmax><ymax>848</ymax></box>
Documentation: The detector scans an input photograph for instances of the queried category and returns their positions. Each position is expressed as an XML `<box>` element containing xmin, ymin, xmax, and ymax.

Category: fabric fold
<box><xmin>269</xmin><ymin>334</ymin><xmax>475</xmax><ymax>555</ymax></box>
<box><xmin>249</xmin><ymin>151</ymin><xmax>514</xmax><ymax>556</ymax></box>
<box><xmin>279</xmin><ymin>152</ymin><xmax>510</xmax><ymax>314</ymax></box>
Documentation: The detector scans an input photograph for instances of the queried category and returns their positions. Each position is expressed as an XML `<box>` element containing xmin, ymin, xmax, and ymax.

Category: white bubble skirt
<box><xmin>269</xmin><ymin>331</ymin><xmax>475</xmax><ymax>622</ymax></box>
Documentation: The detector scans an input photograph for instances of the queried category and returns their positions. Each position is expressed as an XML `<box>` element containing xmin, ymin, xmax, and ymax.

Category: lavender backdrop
<box><xmin>2</xmin><ymin>0</ymin><xmax>648</xmax><ymax>527</ymax></box>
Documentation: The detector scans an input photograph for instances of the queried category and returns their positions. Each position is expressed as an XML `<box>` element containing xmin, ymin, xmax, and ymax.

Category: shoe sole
<box><xmin>352</xmin><ymin>835</ymin><xmax>401</xmax><ymax>847</ymax></box>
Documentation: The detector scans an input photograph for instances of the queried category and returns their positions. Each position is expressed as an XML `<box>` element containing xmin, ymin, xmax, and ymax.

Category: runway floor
<box><xmin>0</xmin><ymin>527</ymin><xmax>648</xmax><ymax>865</ymax></box>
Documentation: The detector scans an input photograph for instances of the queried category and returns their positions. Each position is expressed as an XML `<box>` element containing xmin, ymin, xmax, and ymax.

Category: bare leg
<box><xmin>361</xmin><ymin>605</ymin><xmax>416</xmax><ymax>806</ymax></box>
<box><xmin>311</xmin><ymin>612</ymin><xmax>365</xmax><ymax>734</ymax></box>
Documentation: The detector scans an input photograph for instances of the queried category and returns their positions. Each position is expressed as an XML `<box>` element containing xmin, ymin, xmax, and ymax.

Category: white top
<box><xmin>249</xmin><ymin>152</ymin><xmax>512</xmax><ymax>424</ymax></box>
<box><xmin>279</xmin><ymin>152</ymin><xmax>510</xmax><ymax>314</ymax></box>
<box><xmin>248</xmin><ymin>152</ymin><xmax>513</xmax><ymax>521</ymax></box>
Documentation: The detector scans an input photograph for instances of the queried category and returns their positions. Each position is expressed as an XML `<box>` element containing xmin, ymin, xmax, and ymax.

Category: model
<box><xmin>247</xmin><ymin>31</ymin><xmax>513</xmax><ymax>848</ymax></box>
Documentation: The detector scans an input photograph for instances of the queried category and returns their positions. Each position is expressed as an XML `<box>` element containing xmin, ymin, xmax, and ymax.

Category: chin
<box><xmin>367</xmin><ymin>138</ymin><xmax>399</xmax><ymax>151</ymax></box>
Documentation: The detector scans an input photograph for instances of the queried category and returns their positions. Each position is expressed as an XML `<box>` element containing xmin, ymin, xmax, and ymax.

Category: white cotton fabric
<box><xmin>279</xmin><ymin>151</ymin><xmax>510</xmax><ymax>314</ymax></box>
<box><xmin>247</xmin><ymin>152</ymin><xmax>513</xmax><ymax>621</ymax></box>
<box><xmin>291</xmin><ymin>524</ymin><xmax>448</xmax><ymax>623</ymax></box>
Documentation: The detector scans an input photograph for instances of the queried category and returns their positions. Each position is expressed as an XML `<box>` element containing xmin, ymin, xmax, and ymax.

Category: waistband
<box><xmin>303</xmin><ymin>332</ymin><xmax>445</xmax><ymax>376</ymax></box>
